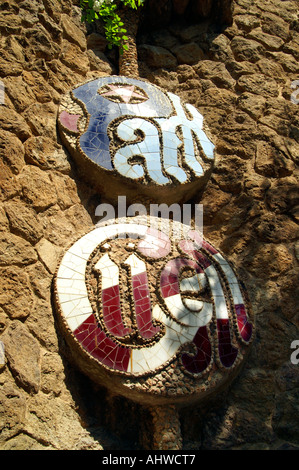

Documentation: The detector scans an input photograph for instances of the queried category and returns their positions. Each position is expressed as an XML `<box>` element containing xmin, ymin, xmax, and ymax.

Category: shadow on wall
<box><xmin>51</xmin><ymin>304</ymin><xmax>144</xmax><ymax>450</ymax></box>
<box><xmin>84</xmin><ymin>0</ymin><xmax>234</xmax><ymax>74</ymax></box>
<box><xmin>141</xmin><ymin>0</ymin><xmax>234</xmax><ymax>30</ymax></box>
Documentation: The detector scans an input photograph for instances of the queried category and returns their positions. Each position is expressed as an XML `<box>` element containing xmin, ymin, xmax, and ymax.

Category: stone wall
<box><xmin>0</xmin><ymin>0</ymin><xmax>298</xmax><ymax>450</ymax></box>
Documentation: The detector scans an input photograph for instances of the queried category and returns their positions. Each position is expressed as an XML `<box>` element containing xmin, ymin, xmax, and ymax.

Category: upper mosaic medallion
<box><xmin>58</xmin><ymin>76</ymin><xmax>215</xmax><ymax>204</ymax></box>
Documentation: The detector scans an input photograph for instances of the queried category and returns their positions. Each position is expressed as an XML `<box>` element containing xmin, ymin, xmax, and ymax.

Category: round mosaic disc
<box><xmin>58</xmin><ymin>76</ymin><xmax>215</xmax><ymax>204</ymax></box>
<box><xmin>54</xmin><ymin>216</ymin><xmax>254</xmax><ymax>406</ymax></box>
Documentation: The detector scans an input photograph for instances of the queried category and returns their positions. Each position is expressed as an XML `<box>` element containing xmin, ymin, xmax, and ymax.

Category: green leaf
<box><xmin>79</xmin><ymin>0</ymin><xmax>146</xmax><ymax>50</ymax></box>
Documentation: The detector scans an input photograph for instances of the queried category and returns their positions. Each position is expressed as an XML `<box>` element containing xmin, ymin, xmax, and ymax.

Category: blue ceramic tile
<box><xmin>184</xmin><ymin>155</ymin><xmax>203</xmax><ymax>176</ymax></box>
<box><xmin>198</xmin><ymin>136</ymin><xmax>215</xmax><ymax>159</ymax></box>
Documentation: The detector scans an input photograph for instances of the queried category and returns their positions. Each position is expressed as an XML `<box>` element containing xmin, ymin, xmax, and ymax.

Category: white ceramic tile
<box><xmin>162</xmin><ymin>130</ymin><xmax>180</xmax><ymax>148</ymax></box>
<box><xmin>180</xmin><ymin>275</ymin><xmax>200</xmax><ymax>292</ymax></box>
<box><xmin>160</xmin><ymin>336</ymin><xmax>178</xmax><ymax>356</ymax></box>
<box><xmin>130</xmin><ymin>349</ymin><xmax>147</xmax><ymax>373</ymax></box>
<box><xmin>145</xmin><ymin>153</ymin><xmax>164</xmax><ymax>168</ymax></box>
<box><xmin>184</xmin><ymin>154</ymin><xmax>203</xmax><ymax>176</ymax></box>
<box><xmin>56</xmin><ymin>264</ymin><xmax>86</xmax><ymax>281</ymax></box>
<box><xmin>206</xmin><ymin>264</ymin><xmax>226</xmax><ymax>290</ymax></box>
<box><xmin>214</xmin><ymin>295</ymin><xmax>228</xmax><ymax>320</ymax></box>
<box><xmin>115</xmin><ymin>145</ymin><xmax>135</xmax><ymax>158</ymax></box>
<box><xmin>167</xmin><ymin>92</ymin><xmax>186</xmax><ymax>117</ymax></box>
<box><xmin>124</xmin><ymin>253</ymin><xmax>146</xmax><ymax>276</ymax></box>
<box><xmin>147</xmin><ymin>346</ymin><xmax>167</xmax><ymax>369</ymax></box>
<box><xmin>84</xmin><ymin>228</ymin><xmax>109</xmax><ymax>246</ymax></box>
<box><xmin>229</xmin><ymin>283</ymin><xmax>244</xmax><ymax>305</ymax></box>
<box><xmin>60</xmin><ymin>252</ymin><xmax>87</xmax><ymax>273</ymax></box>
<box><xmin>59</xmin><ymin>299</ymin><xmax>80</xmax><ymax>318</ymax></box>
<box><xmin>218</xmin><ymin>262</ymin><xmax>239</xmax><ymax>285</ymax></box>
<box><xmin>138</xmin><ymin>119</ymin><xmax>158</xmax><ymax>135</ymax></box>
<box><xmin>148</xmin><ymin>168</ymin><xmax>169</xmax><ymax>185</ymax></box>
<box><xmin>116</xmin><ymin>123</ymin><xmax>135</xmax><ymax>141</ymax></box>
<box><xmin>184</xmin><ymin>137</ymin><xmax>195</xmax><ymax>156</ymax></box>
<box><xmin>197</xmin><ymin>272</ymin><xmax>208</xmax><ymax>289</ymax></box>
<box><xmin>201</xmin><ymin>142</ymin><xmax>214</xmax><ymax>159</ymax></box>
<box><xmin>65</xmin><ymin>304</ymin><xmax>92</xmax><ymax>320</ymax></box>
<box><xmin>176</xmin><ymin>322</ymin><xmax>199</xmax><ymax>342</ymax></box>
<box><xmin>165</xmin><ymin>295</ymin><xmax>188</xmax><ymax>321</ymax></box>
<box><xmin>212</xmin><ymin>252</ymin><xmax>227</xmax><ymax>266</ymax></box>
<box><xmin>143</xmin><ymin>139</ymin><xmax>160</xmax><ymax>153</ymax></box>
<box><xmin>126</xmin><ymin>103</ymin><xmax>157</xmax><ymax>118</ymax></box>
<box><xmin>56</xmin><ymin>278</ymin><xmax>87</xmax><ymax>295</ymax></box>
<box><xmin>57</xmin><ymin>292</ymin><xmax>88</xmax><ymax>304</ymax></box>
<box><xmin>94</xmin><ymin>254</ymin><xmax>119</xmax><ymax>289</ymax></box>
<box><xmin>73</xmin><ymin>296</ymin><xmax>93</xmax><ymax>313</ymax></box>
<box><xmin>197</xmin><ymin>302</ymin><xmax>213</xmax><ymax>327</ymax></box>
<box><xmin>185</xmin><ymin>103</ymin><xmax>204</xmax><ymax>125</ymax></box>
<box><xmin>152</xmin><ymin>304</ymin><xmax>165</xmax><ymax>323</ymax></box>
<box><xmin>183</xmin><ymin>298</ymin><xmax>204</xmax><ymax>311</ymax></box>
<box><xmin>177</xmin><ymin>310</ymin><xmax>201</xmax><ymax>328</ymax></box>
<box><xmin>163</xmin><ymin>146</ymin><xmax>177</xmax><ymax>161</ymax></box>
<box><xmin>67</xmin><ymin>313</ymin><xmax>92</xmax><ymax>332</ymax></box>
<box><xmin>177</xmin><ymin>326</ymin><xmax>196</xmax><ymax>343</ymax></box>
<box><xmin>114</xmin><ymin>151</ymin><xmax>144</xmax><ymax>179</ymax></box>
<box><xmin>67</xmin><ymin>240</ymin><xmax>95</xmax><ymax>261</ymax></box>
<box><xmin>139</xmin><ymin>119</ymin><xmax>159</xmax><ymax>136</ymax></box>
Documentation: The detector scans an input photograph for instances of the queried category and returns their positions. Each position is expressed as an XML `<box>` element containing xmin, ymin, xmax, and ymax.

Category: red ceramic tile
<box><xmin>235</xmin><ymin>304</ymin><xmax>253</xmax><ymax>343</ymax></box>
<box><xmin>181</xmin><ymin>326</ymin><xmax>212</xmax><ymax>374</ymax></box>
<box><xmin>217</xmin><ymin>319</ymin><xmax>238</xmax><ymax>368</ymax></box>
<box><xmin>102</xmin><ymin>285</ymin><xmax>131</xmax><ymax>337</ymax></box>
<box><xmin>131</xmin><ymin>272</ymin><xmax>160</xmax><ymax>339</ymax></box>
<box><xmin>193</xmin><ymin>252</ymin><xmax>211</xmax><ymax>269</ymax></box>
<box><xmin>137</xmin><ymin>227</ymin><xmax>171</xmax><ymax>259</ymax></box>
<box><xmin>60</xmin><ymin>110</ymin><xmax>80</xmax><ymax>133</ymax></box>
<box><xmin>160</xmin><ymin>258</ymin><xmax>203</xmax><ymax>299</ymax></box>
<box><xmin>73</xmin><ymin>314</ymin><xmax>131</xmax><ymax>372</ymax></box>
<box><xmin>202</xmin><ymin>240</ymin><xmax>218</xmax><ymax>255</ymax></box>
<box><xmin>179</xmin><ymin>240</ymin><xmax>211</xmax><ymax>268</ymax></box>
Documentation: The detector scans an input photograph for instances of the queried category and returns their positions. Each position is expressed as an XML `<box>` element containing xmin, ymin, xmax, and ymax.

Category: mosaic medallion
<box><xmin>58</xmin><ymin>76</ymin><xmax>215</xmax><ymax>204</ymax></box>
<box><xmin>54</xmin><ymin>216</ymin><xmax>254</xmax><ymax>405</ymax></box>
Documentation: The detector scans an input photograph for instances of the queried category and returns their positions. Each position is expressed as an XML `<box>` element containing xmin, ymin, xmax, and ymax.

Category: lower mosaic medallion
<box><xmin>54</xmin><ymin>216</ymin><xmax>254</xmax><ymax>405</ymax></box>
<box><xmin>58</xmin><ymin>76</ymin><xmax>215</xmax><ymax>204</ymax></box>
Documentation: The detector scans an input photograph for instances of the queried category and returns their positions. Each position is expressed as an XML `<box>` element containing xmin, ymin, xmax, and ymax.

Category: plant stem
<box><xmin>118</xmin><ymin>6</ymin><xmax>140</xmax><ymax>78</ymax></box>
